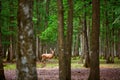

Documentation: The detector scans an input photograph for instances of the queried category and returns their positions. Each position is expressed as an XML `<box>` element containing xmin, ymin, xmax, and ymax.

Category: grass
<box><xmin>4</xmin><ymin>63</ymin><xmax>16</xmax><ymax>70</ymax></box>
<box><xmin>3</xmin><ymin>57</ymin><xmax>120</xmax><ymax>70</ymax></box>
<box><xmin>100</xmin><ymin>57</ymin><xmax>120</xmax><ymax>68</ymax></box>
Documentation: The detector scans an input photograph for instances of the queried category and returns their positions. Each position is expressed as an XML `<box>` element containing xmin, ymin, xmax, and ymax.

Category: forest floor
<box><xmin>4</xmin><ymin>67</ymin><xmax>120</xmax><ymax>80</ymax></box>
<box><xmin>4</xmin><ymin>58</ymin><xmax>120</xmax><ymax>80</ymax></box>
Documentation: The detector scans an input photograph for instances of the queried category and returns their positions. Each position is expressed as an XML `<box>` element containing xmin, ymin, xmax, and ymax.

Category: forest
<box><xmin>0</xmin><ymin>0</ymin><xmax>120</xmax><ymax>80</ymax></box>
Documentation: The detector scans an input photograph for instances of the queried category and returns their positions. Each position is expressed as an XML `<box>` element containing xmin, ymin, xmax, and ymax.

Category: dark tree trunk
<box><xmin>83</xmin><ymin>0</ymin><xmax>90</xmax><ymax>68</ymax></box>
<box><xmin>74</xmin><ymin>34</ymin><xmax>80</xmax><ymax>57</ymax></box>
<box><xmin>0</xmin><ymin>1</ymin><xmax>6</xmax><ymax>79</ymax></box>
<box><xmin>45</xmin><ymin>0</ymin><xmax>50</xmax><ymax>29</ymax></box>
<box><xmin>104</xmin><ymin>0</ymin><xmax>109</xmax><ymax>62</ymax></box>
<box><xmin>57</xmin><ymin>0</ymin><xmax>66</xmax><ymax>80</ymax></box>
<box><xmin>88</xmin><ymin>0</ymin><xmax>100</xmax><ymax>80</ymax></box>
<box><xmin>17</xmin><ymin>0</ymin><xmax>37</xmax><ymax>80</ymax></box>
<box><xmin>36</xmin><ymin>0</ymin><xmax>42</xmax><ymax>61</ymax></box>
<box><xmin>110</xmin><ymin>28</ymin><xmax>114</xmax><ymax>63</ymax></box>
<box><xmin>65</xmin><ymin>0</ymin><xmax>73</xmax><ymax>80</ymax></box>
<box><xmin>117</xmin><ymin>28</ymin><xmax>120</xmax><ymax>59</ymax></box>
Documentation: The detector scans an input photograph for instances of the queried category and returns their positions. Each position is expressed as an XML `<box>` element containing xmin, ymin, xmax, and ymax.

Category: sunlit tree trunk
<box><xmin>88</xmin><ymin>0</ymin><xmax>100</xmax><ymax>80</ymax></box>
<box><xmin>17</xmin><ymin>0</ymin><xmax>37</xmax><ymax>80</ymax></box>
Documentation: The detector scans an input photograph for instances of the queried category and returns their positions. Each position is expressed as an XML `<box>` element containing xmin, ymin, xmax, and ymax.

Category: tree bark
<box><xmin>117</xmin><ymin>28</ymin><xmax>120</xmax><ymax>59</ymax></box>
<box><xmin>0</xmin><ymin>1</ymin><xmax>6</xmax><ymax>79</ymax></box>
<box><xmin>83</xmin><ymin>0</ymin><xmax>90</xmax><ymax>68</ymax></box>
<box><xmin>65</xmin><ymin>0</ymin><xmax>73</xmax><ymax>80</ymax></box>
<box><xmin>74</xmin><ymin>34</ymin><xmax>80</xmax><ymax>57</ymax></box>
<box><xmin>57</xmin><ymin>0</ymin><xmax>66</xmax><ymax>80</ymax></box>
<box><xmin>88</xmin><ymin>0</ymin><xmax>100</xmax><ymax>80</ymax></box>
<box><xmin>17</xmin><ymin>0</ymin><xmax>37</xmax><ymax>80</ymax></box>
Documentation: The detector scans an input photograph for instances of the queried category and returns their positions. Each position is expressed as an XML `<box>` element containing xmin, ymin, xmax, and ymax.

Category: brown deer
<box><xmin>41</xmin><ymin>49</ymin><xmax>55</xmax><ymax>62</ymax></box>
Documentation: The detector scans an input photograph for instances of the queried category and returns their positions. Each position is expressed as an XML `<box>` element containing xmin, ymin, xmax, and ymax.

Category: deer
<box><xmin>41</xmin><ymin>49</ymin><xmax>55</xmax><ymax>63</ymax></box>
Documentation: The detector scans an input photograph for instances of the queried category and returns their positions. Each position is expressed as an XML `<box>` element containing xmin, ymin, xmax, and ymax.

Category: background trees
<box><xmin>1</xmin><ymin>0</ymin><xmax>119</xmax><ymax>62</ymax></box>
<box><xmin>0</xmin><ymin>0</ymin><xmax>120</xmax><ymax>79</ymax></box>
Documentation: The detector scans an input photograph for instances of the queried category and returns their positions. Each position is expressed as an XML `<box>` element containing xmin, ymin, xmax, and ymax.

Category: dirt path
<box><xmin>4</xmin><ymin>68</ymin><xmax>120</xmax><ymax>80</ymax></box>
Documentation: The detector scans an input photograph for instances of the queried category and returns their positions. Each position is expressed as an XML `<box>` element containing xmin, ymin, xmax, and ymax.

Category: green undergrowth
<box><xmin>3</xmin><ymin>57</ymin><xmax>120</xmax><ymax>70</ymax></box>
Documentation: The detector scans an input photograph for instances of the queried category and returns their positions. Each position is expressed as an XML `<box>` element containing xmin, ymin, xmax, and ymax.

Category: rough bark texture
<box><xmin>57</xmin><ymin>0</ymin><xmax>66</xmax><ymax>80</ymax></box>
<box><xmin>88</xmin><ymin>0</ymin><xmax>100</xmax><ymax>80</ymax></box>
<box><xmin>17</xmin><ymin>0</ymin><xmax>37</xmax><ymax>80</ymax></box>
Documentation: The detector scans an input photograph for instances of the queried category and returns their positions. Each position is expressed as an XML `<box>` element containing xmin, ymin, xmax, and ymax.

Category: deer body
<box><xmin>41</xmin><ymin>50</ymin><xmax>55</xmax><ymax>62</ymax></box>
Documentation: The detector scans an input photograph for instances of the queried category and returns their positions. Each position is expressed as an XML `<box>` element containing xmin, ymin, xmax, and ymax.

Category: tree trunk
<box><xmin>83</xmin><ymin>0</ymin><xmax>90</xmax><ymax>68</ymax></box>
<box><xmin>88</xmin><ymin>0</ymin><xmax>100</xmax><ymax>80</ymax></box>
<box><xmin>117</xmin><ymin>28</ymin><xmax>120</xmax><ymax>59</ymax></box>
<box><xmin>36</xmin><ymin>0</ymin><xmax>44</xmax><ymax>61</ymax></box>
<box><xmin>74</xmin><ymin>34</ymin><xmax>80</xmax><ymax>57</ymax></box>
<box><xmin>65</xmin><ymin>0</ymin><xmax>73</xmax><ymax>80</ymax></box>
<box><xmin>17</xmin><ymin>0</ymin><xmax>37</xmax><ymax>80</ymax></box>
<box><xmin>80</xmin><ymin>27</ymin><xmax>85</xmax><ymax>63</ymax></box>
<box><xmin>111</xmin><ymin>28</ymin><xmax>114</xmax><ymax>63</ymax></box>
<box><xmin>57</xmin><ymin>0</ymin><xmax>66</xmax><ymax>80</ymax></box>
<box><xmin>45</xmin><ymin>0</ymin><xmax>50</xmax><ymax>29</ymax></box>
<box><xmin>0</xmin><ymin>1</ymin><xmax>6</xmax><ymax>79</ymax></box>
<box><xmin>36</xmin><ymin>36</ymin><xmax>39</xmax><ymax>60</ymax></box>
<box><xmin>104</xmin><ymin>0</ymin><xmax>111</xmax><ymax>63</ymax></box>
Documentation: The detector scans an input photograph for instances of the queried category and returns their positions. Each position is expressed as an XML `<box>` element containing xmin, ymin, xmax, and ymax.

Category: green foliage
<box><xmin>1</xmin><ymin>0</ymin><xmax>120</xmax><ymax>59</ymax></box>
<box><xmin>1</xmin><ymin>0</ymin><xmax>18</xmax><ymax>46</ymax></box>
<box><xmin>40</xmin><ymin>25</ymin><xmax>57</xmax><ymax>43</ymax></box>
